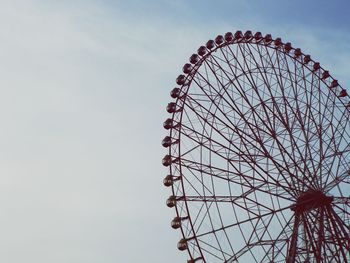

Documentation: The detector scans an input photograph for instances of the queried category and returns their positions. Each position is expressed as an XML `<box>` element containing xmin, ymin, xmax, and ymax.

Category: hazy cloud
<box><xmin>0</xmin><ymin>1</ymin><xmax>349</xmax><ymax>262</ymax></box>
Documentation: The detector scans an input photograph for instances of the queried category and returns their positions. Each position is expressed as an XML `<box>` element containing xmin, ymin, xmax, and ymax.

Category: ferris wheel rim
<box><xmin>163</xmin><ymin>30</ymin><xmax>350</xmax><ymax>262</ymax></box>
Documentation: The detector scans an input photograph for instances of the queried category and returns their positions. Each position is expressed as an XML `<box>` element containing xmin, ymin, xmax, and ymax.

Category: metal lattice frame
<box><xmin>162</xmin><ymin>30</ymin><xmax>350</xmax><ymax>263</ymax></box>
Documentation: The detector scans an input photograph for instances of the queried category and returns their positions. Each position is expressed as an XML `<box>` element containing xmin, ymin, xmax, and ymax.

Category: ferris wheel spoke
<box><xmin>300</xmin><ymin>208</ymin><xmax>337</xmax><ymax>262</ymax></box>
<box><xmin>262</xmin><ymin>240</ymin><xmax>289</xmax><ymax>262</ymax></box>
<box><xmin>252</xmin><ymin>48</ymin><xmax>313</xmax><ymax>192</ymax></box>
<box><xmin>313</xmin><ymin>90</ymin><xmax>349</xmax><ymax>188</ymax></box>
<box><xmin>323</xmin><ymin>206</ymin><xmax>350</xmax><ymax>261</ymax></box>
<box><xmin>332</xmin><ymin>201</ymin><xmax>350</xmax><ymax>220</ymax></box>
<box><xmin>323</xmin><ymin>212</ymin><xmax>347</xmax><ymax>261</ymax></box>
<box><xmin>301</xmin><ymin>211</ymin><xmax>322</xmax><ymax>261</ymax></box>
<box><xmin>288</xmin><ymin>74</ymin><xmax>322</xmax><ymax>189</ymax></box>
<box><xmin>320</xmin><ymin>123</ymin><xmax>350</xmax><ymax>190</ymax></box>
<box><xmin>226</xmin><ymin>212</ymin><xmax>293</xmax><ymax>262</ymax></box>
<box><xmin>263</xmin><ymin>46</ymin><xmax>318</xmax><ymax>190</ymax></box>
<box><xmin>277</xmin><ymin>50</ymin><xmax>320</xmax><ymax>188</ymax></box>
<box><xmin>299</xmin><ymin>65</ymin><xmax>320</xmax><ymax>177</ymax></box>
<box><xmin>181</xmin><ymin>93</ymin><xmax>299</xmax><ymax>196</ymax></box>
<box><xmin>242</xmin><ymin>43</ymin><xmax>318</xmax><ymax>191</ymax></box>
<box><xmin>179</xmin><ymin>120</ymin><xmax>284</xmax><ymax>190</ymax></box>
<box><xmin>332</xmin><ymin>196</ymin><xmax>350</xmax><ymax>206</ymax></box>
<box><xmin>181</xmin><ymin>163</ymin><xmax>215</xmax><ymax>196</ymax></box>
<box><xmin>234</xmin><ymin>43</ymin><xmax>315</xmax><ymax>190</ymax></box>
<box><xmin>313</xmin><ymin>208</ymin><xmax>328</xmax><ymax>262</ymax></box>
<box><xmin>324</xmin><ymin>168</ymin><xmax>350</xmax><ymax>192</ymax></box>
<box><xmin>180</xmin><ymin>101</ymin><xmax>212</xmax><ymax>143</ymax></box>
<box><xmin>209</xmin><ymin>48</ymin><xmax>279</xmax><ymax>133</ymax></box>
<box><xmin>194</xmin><ymin>204</ymin><xmax>292</xmax><ymax>241</ymax></box>
<box><xmin>183</xmin><ymin>192</ymin><xmax>226</xmax><ymax>259</ymax></box>
<box><xmin>286</xmin><ymin>211</ymin><xmax>301</xmax><ymax>263</ymax></box>
<box><xmin>232</xmin><ymin>217</ymin><xmax>280</xmax><ymax>262</ymax></box>
<box><xmin>179</xmin><ymin>157</ymin><xmax>293</xmax><ymax>201</ymax></box>
<box><xmin>320</xmin><ymin>129</ymin><xmax>347</xmax><ymax>188</ymax></box>
<box><xmin>192</xmin><ymin>200</ymin><xmax>215</xmax><ymax>235</ymax></box>
<box><xmin>219</xmin><ymin>45</ymin><xmax>282</xmax><ymax>137</ymax></box>
<box><xmin>197</xmin><ymin>238</ymin><xmax>232</xmax><ymax>260</ymax></box>
<box><xmin>201</xmin><ymin>54</ymin><xmax>277</xmax><ymax>132</ymax></box>
<box><xmin>182</xmin><ymin>161</ymin><xmax>291</xmax><ymax>204</ymax></box>
<box><xmin>327</xmin><ymin>205</ymin><xmax>350</xmax><ymax>241</ymax></box>
<box><xmin>273</xmin><ymin>48</ymin><xmax>319</xmax><ymax>189</ymax></box>
<box><xmin>182</xmin><ymin>195</ymin><xmax>275</xmax><ymax>217</ymax></box>
<box><xmin>226</xmin><ymin>239</ymin><xmax>289</xmax><ymax>263</ymax></box>
<box><xmin>205</xmin><ymin>48</ymin><xmax>315</xmax><ymax>193</ymax></box>
<box><xmin>244</xmin><ymin>212</ymin><xmax>287</xmax><ymax>261</ymax></box>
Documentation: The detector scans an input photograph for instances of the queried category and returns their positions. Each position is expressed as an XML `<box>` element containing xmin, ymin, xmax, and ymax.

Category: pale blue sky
<box><xmin>0</xmin><ymin>0</ymin><xmax>349</xmax><ymax>262</ymax></box>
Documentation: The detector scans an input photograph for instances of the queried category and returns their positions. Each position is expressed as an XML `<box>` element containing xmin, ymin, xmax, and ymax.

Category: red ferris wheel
<box><xmin>162</xmin><ymin>30</ymin><xmax>350</xmax><ymax>262</ymax></box>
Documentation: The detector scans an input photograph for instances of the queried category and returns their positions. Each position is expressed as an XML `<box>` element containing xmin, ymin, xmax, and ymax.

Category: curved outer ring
<box><xmin>166</xmin><ymin>31</ymin><xmax>349</xmax><ymax>262</ymax></box>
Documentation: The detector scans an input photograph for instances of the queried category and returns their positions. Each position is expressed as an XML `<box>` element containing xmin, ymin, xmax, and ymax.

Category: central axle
<box><xmin>291</xmin><ymin>189</ymin><xmax>333</xmax><ymax>213</ymax></box>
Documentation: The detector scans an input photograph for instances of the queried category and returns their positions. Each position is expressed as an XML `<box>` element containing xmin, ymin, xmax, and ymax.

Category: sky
<box><xmin>0</xmin><ymin>0</ymin><xmax>349</xmax><ymax>262</ymax></box>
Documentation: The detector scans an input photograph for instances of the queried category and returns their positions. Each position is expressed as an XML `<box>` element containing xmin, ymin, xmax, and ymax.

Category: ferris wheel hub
<box><xmin>291</xmin><ymin>189</ymin><xmax>333</xmax><ymax>213</ymax></box>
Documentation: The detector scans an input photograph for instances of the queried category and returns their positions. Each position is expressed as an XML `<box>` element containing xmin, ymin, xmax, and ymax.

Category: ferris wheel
<box><xmin>162</xmin><ymin>30</ymin><xmax>350</xmax><ymax>262</ymax></box>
